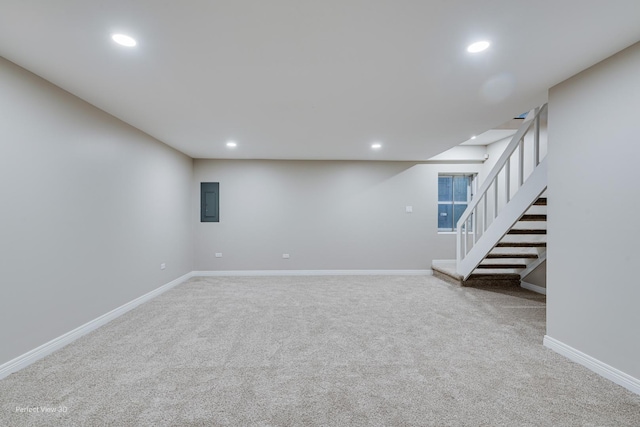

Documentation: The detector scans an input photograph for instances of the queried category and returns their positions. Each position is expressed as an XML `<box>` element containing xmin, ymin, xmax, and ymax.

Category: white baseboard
<box><xmin>544</xmin><ymin>335</ymin><xmax>640</xmax><ymax>395</ymax></box>
<box><xmin>193</xmin><ymin>269</ymin><xmax>433</xmax><ymax>277</ymax></box>
<box><xmin>0</xmin><ymin>272</ymin><xmax>194</xmax><ymax>380</ymax></box>
<box><xmin>520</xmin><ymin>281</ymin><xmax>546</xmax><ymax>295</ymax></box>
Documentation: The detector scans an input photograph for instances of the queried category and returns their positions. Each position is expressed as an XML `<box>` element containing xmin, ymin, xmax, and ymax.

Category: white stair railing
<box><xmin>456</xmin><ymin>104</ymin><xmax>548</xmax><ymax>279</ymax></box>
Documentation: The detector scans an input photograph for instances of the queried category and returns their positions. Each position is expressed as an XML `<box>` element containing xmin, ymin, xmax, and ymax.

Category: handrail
<box><xmin>460</xmin><ymin>104</ymin><xmax>546</xmax><ymax>220</ymax></box>
<box><xmin>456</xmin><ymin>103</ymin><xmax>547</xmax><ymax>277</ymax></box>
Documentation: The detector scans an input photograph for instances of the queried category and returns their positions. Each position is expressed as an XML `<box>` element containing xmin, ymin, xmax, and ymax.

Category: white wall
<box><xmin>482</xmin><ymin>137</ymin><xmax>511</xmax><ymax>179</ymax></box>
<box><xmin>0</xmin><ymin>57</ymin><xmax>194</xmax><ymax>366</ymax></box>
<box><xmin>428</xmin><ymin>145</ymin><xmax>487</xmax><ymax>162</ymax></box>
<box><xmin>547</xmin><ymin>41</ymin><xmax>640</xmax><ymax>380</ymax></box>
<box><xmin>193</xmin><ymin>159</ymin><xmax>482</xmax><ymax>271</ymax></box>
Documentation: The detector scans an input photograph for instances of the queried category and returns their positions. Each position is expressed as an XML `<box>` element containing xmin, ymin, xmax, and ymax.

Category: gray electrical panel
<box><xmin>201</xmin><ymin>182</ymin><xmax>219</xmax><ymax>222</ymax></box>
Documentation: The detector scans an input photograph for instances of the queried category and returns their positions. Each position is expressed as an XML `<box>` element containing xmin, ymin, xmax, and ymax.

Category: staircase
<box><xmin>432</xmin><ymin>104</ymin><xmax>548</xmax><ymax>287</ymax></box>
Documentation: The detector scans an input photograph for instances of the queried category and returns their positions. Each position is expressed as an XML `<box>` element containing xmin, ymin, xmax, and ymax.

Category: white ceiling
<box><xmin>0</xmin><ymin>1</ymin><xmax>638</xmax><ymax>160</ymax></box>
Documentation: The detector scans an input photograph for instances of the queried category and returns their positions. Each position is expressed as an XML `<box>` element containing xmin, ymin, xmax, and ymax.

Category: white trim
<box><xmin>0</xmin><ymin>272</ymin><xmax>194</xmax><ymax>380</ymax></box>
<box><xmin>520</xmin><ymin>281</ymin><xmax>546</xmax><ymax>295</ymax></box>
<box><xmin>193</xmin><ymin>269</ymin><xmax>432</xmax><ymax>277</ymax></box>
<box><xmin>544</xmin><ymin>335</ymin><xmax>640</xmax><ymax>395</ymax></box>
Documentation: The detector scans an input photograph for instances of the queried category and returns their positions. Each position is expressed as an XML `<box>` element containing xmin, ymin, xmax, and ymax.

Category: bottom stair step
<box><xmin>432</xmin><ymin>263</ymin><xmax>520</xmax><ymax>288</ymax></box>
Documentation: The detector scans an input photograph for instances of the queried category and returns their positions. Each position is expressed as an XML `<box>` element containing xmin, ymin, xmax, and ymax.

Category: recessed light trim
<box><xmin>371</xmin><ymin>143</ymin><xmax>382</xmax><ymax>150</ymax></box>
<box><xmin>467</xmin><ymin>41</ymin><xmax>490</xmax><ymax>53</ymax></box>
<box><xmin>226</xmin><ymin>141</ymin><xmax>237</xmax><ymax>148</ymax></box>
<box><xmin>112</xmin><ymin>34</ymin><xmax>137</xmax><ymax>47</ymax></box>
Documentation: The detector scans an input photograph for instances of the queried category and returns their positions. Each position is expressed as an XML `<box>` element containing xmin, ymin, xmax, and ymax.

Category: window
<box><xmin>438</xmin><ymin>174</ymin><xmax>475</xmax><ymax>232</ymax></box>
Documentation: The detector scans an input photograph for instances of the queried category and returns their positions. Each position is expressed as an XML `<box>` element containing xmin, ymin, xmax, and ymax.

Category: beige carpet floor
<box><xmin>0</xmin><ymin>275</ymin><xmax>639</xmax><ymax>426</ymax></box>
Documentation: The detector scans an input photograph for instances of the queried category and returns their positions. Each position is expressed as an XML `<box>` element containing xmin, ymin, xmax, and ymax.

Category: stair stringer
<box><xmin>457</xmin><ymin>159</ymin><xmax>547</xmax><ymax>280</ymax></box>
<box><xmin>519</xmin><ymin>250</ymin><xmax>546</xmax><ymax>279</ymax></box>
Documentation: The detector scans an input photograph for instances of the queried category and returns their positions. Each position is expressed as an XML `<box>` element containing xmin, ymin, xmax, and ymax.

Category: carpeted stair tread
<box><xmin>520</xmin><ymin>214</ymin><xmax>547</xmax><ymax>221</ymax></box>
<box><xmin>476</xmin><ymin>263</ymin><xmax>527</xmax><ymax>269</ymax></box>
<box><xmin>533</xmin><ymin>197</ymin><xmax>547</xmax><ymax>206</ymax></box>
<box><xmin>486</xmin><ymin>253</ymin><xmax>538</xmax><ymax>259</ymax></box>
<box><xmin>507</xmin><ymin>229</ymin><xmax>547</xmax><ymax>235</ymax></box>
<box><xmin>496</xmin><ymin>242</ymin><xmax>546</xmax><ymax>248</ymax></box>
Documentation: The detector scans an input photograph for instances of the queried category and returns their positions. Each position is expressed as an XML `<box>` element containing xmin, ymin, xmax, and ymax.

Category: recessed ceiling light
<box><xmin>226</xmin><ymin>141</ymin><xmax>237</xmax><ymax>148</ymax></box>
<box><xmin>371</xmin><ymin>143</ymin><xmax>382</xmax><ymax>150</ymax></box>
<box><xmin>111</xmin><ymin>34</ymin><xmax>137</xmax><ymax>47</ymax></box>
<box><xmin>467</xmin><ymin>41</ymin><xmax>490</xmax><ymax>53</ymax></box>
<box><xmin>471</xmin><ymin>135</ymin><xmax>477</xmax><ymax>140</ymax></box>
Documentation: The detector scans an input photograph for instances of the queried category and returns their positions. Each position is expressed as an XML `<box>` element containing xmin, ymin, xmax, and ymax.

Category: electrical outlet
<box><xmin>160</xmin><ymin>263</ymin><xmax>166</xmax><ymax>270</ymax></box>
<box><xmin>282</xmin><ymin>254</ymin><xmax>290</xmax><ymax>259</ymax></box>
<box><xmin>215</xmin><ymin>253</ymin><xmax>223</xmax><ymax>258</ymax></box>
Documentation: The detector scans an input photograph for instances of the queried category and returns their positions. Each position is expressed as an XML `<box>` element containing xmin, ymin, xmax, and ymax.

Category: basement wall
<box><xmin>0</xmin><ymin>57</ymin><xmax>194</xmax><ymax>366</ymax></box>
<box><xmin>193</xmin><ymin>159</ymin><xmax>483</xmax><ymax>271</ymax></box>
<box><xmin>547</xmin><ymin>41</ymin><xmax>640</xmax><ymax>380</ymax></box>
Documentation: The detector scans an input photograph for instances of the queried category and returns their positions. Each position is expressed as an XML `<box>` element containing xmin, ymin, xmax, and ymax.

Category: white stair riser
<box><xmin>524</xmin><ymin>205</ymin><xmax>547</xmax><ymax>215</ymax></box>
<box><xmin>500</xmin><ymin>235</ymin><xmax>547</xmax><ymax>243</ymax></box>
<box><xmin>511</xmin><ymin>222</ymin><xmax>547</xmax><ymax>230</ymax></box>
<box><xmin>479</xmin><ymin>260</ymin><xmax>529</xmax><ymax>265</ymax></box>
